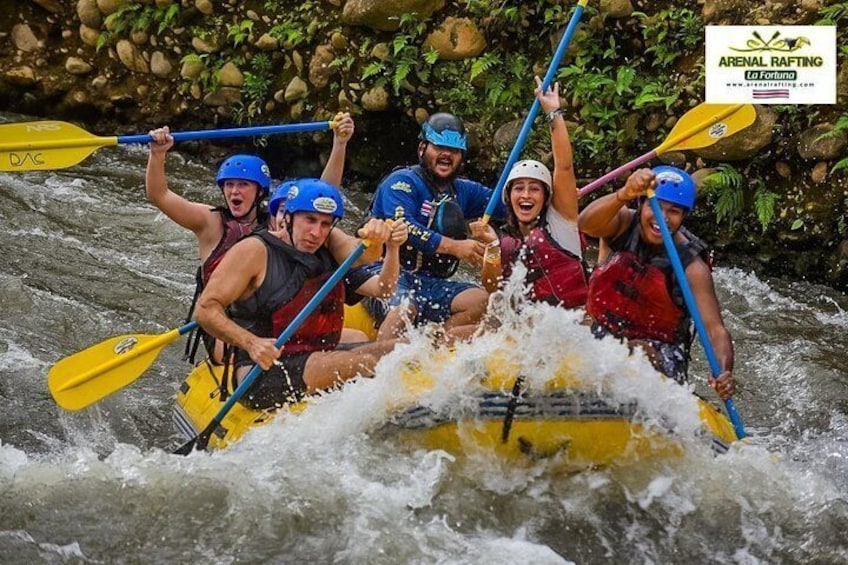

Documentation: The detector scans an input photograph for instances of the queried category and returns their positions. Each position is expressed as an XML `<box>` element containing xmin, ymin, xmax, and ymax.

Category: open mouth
<box><xmin>517</xmin><ymin>201</ymin><xmax>535</xmax><ymax>213</ymax></box>
<box><xmin>230</xmin><ymin>197</ymin><xmax>244</xmax><ymax>208</ymax></box>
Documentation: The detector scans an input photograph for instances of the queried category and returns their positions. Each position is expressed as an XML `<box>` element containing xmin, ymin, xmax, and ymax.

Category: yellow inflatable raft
<box><xmin>173</xmin><ymin>304</ymin><xmax>738</xmax><ymax>465</ymax></box>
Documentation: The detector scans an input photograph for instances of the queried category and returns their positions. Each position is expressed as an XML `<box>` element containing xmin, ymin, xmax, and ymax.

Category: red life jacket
<box><xmin>586</xmin><ymin>215</ymin><xmax>707</xmax><ymax>344</ymax></box>
<box><xmin>200</xmin><ymin>208</ymin><xmax>257</xmax><ymax>286</ymax></box>
<box><xmin>501</xmin><ymin>224</ymin><xmax>588</xmax><ymax>308</ymax></box>
<box><xmin>229</xmin><ymin>231</ymin><xmax>344</xmax><ymax>357</ymax></box>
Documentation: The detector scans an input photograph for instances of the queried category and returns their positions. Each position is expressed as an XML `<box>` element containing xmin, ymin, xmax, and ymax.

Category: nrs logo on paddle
<box><xmin>705</xmin><ymin>26</ymin><xmax>836</xmax><ymax>104</ymax></box>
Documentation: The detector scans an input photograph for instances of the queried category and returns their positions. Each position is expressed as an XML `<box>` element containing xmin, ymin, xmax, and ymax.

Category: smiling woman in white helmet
<box><xmin>470</xmin><ymin>76</ymin><xmax>588</xmax><ymax>309</ymax></box>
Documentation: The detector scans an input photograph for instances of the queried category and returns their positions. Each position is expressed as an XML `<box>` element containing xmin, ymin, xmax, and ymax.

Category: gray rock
<box><xmin>4</xmin><ymin>66</ymin><xmax>37</xmax><ymax>87</ymax></box>
<box><xmin>97</xmin><ymin>0</ymin><xmax>127</xmax><ymax>16</ymax></box>
<box><xmin>218</xmin><ymin>61</ymin><xmax>243</xmax><ymax>87</ymax></box>
<box><xmin>203</xmin><ymin>86</ymin><xmax>242</xmax><ymax>107</ymax></box>
<box><xmin>91</xmin><ymin>75</ymin><xmax>108</xmax><ymax>88</ymax></box>
<box><xmin>811</xmin><ymin>161</ymin><xmax>829</xmax><ymax>184</ymax></box>
<box><xmin>658</xmin><ymin>151</ymin><xmax>686</xmax><ymax>167</ymax></box>
<box><xmin>191</xmin><ymin>36</ymin><xmax>220</xmax><ymax>54</ymax></box>
<box><xmin>79</xmin><ymin>24</ymin><xmax>99</xmax><ymax>47</ymax></box>
<box><xmin>65</xmin><ymin>56</ymin><xmax>93</xmax><ymax>75</ymax></box>
<box><xmin>150</xmin><ymin>51</ymin><xmax>173</xmax><ymax>77</ymax></box>
<box><xmin>361</xmin><ymin>85</ymin><xmax>389</xmax><ymax>111</ymax></box>
<box><xmin>371</xmin><ymin>42</ymin><xmax>390</xmax><ymax>62</ymax></box>
<box><xmin>12</xmin><ymin>24</ymin><xmax>40</xmax><ymax>52</ymax></box>
<box><xmin>116</xmin><ymin>39</ymin><xmax>149</xmax><ymax>73</ymax></box>
<box><xmin>494</xmin><ymin>118</ymin><xmax>523</xmax><ymax>152</ymax></box>
<box><xmin>255</xmin><ymin>33</ymin><xmax>278</xmax><ymax>51</ymax></box>
<box><xmin>284</xmin><ymin>76</ymin><xmax>308</xmax><ymax>102</ymax></box>
<box><xmin>797</xmin><ymin>124</ymin><xmax>847</xmax><ymax>161</ymax></box>
<box><xmin>694</xmin><ymin>106</ymin><xmax>775</xmax><ymax>161</ymax></box>
<box><xmin>195</xmin><ymin>0</ymin><xmax>213</xmax><ymax>15</ymax></box>
<box><xmin>180</xmin><ymin>58</ymin><xmax>204</xmax><ymax>80</ymax></box>
<box><xmin>342</xmin><ymin>0</ymin><xmax>446</xmax><ymax>31</ymax></box>
<box><xmin>308</xmin><ymin>44</ymin><xmax>336</xmax><ymax>88</ymax></box>
<box><xmin>76</xmin><ymin>0</ymin><xmax>102</xmax><ymax>29</ymax></box>
<box><xmin>600</xmin><ymin>0</ymin><xmax>633</xmax><ymax>18</ymax></box>
<box><xmin>423</xmin><ymin>17</ymin><xmax>486</xmax><ymax>61</ymax></box>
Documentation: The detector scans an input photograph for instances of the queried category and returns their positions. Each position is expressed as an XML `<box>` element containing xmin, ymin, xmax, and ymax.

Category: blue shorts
<box><xmin>362</xmin><ymin>263</ymin><xmax>478</xmax><ymax>325</ymax></box>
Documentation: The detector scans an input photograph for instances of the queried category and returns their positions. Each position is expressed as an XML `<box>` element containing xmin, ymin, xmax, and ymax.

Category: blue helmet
<box><xmin>419</xmin><ymin>113</ymin><xmax>467</xmax><ymax>151</ymax></box>
<box><xmin>284</xmin><ymin>178</ymin><xmax>344</xmax><ymax>220</ymax></box>
<box><xmin>268</xmin><ymin>181</ymin><xmax>293</xmax><ymax>216</ymax></box>
<box><xmin>216</xmin><ymin>154</ymin><xmax>272</xmax><ymax>194</ymax></box>
<box><xmin>653</xmin><ymin>166</ymin><xmax>696</xmax><ymax>211</ymax></box>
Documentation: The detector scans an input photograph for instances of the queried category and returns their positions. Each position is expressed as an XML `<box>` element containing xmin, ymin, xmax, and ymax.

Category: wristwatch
<box><xmin>546</xmin><ymin>109</ymin><xmax>563</xmax><ymax>123</ymax></box>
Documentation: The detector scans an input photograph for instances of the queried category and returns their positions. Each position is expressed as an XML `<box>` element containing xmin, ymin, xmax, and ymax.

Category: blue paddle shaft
<box><xmin>647</xmin><ymin>196</ymin><xmax>746</xmax><ymax>439</ymax></box>
<box><xmin>117</xmin><ymin>121</ymin><xmax>332</xmax><ymax>145</ymax></box>
<box><xmin>180</xmin><ymin>321</ymin><xmax>199</xmax><ymax>335</ymax></box>
<box><xmin>195</xmin><ymin>243</ymin><xmax>367</xmax><ymax>447</ymax></box>
<box><xmin>483</xmin><ymin>1</ymin><xmax>587</xmax><ymax>219</ymax></box>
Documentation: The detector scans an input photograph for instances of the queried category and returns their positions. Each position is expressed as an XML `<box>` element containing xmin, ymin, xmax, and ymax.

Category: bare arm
<box><xmin>535</xmin><ymin>77</ymin><xmax>578</xmax><ymax>222</ymax></box>
<box><xmin>319</xmin><ymin>113</ymin><xmax>354</xmax><ymax>187</ymax></box>
<box><xmin>326</xmin><ymin>218</ymin><xmax>392</xmax><ymax>265</ymax></box>
<box><xmin>687</xmin><ymin>258</ymin><xmax>736</xmax><ymax>398</ymax></box>
<box><xmin>355</xmin><ymin>220</ymin><xmax>408</xmax><ymax>298</ymax></box>
<box><xmin>195</xmin><ymin>237</ymin><xmax>280</xmax><ymax>370</ymax></box>
<box><xmin>146</xmin><ymin>126</ymin><xmax>222</xmax><ymax>254</ymax></box>
<box><xmin>578</xmin><ymin>168</ymin><xmax>656</xmax><ymax>240</ymax></box>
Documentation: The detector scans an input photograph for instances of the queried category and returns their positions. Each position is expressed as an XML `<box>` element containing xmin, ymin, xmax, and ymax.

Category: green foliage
<box><xmin>226</xmin><ymin>20</ymin><xmax>254</xmax><ymax>47</ymax></box>
<box><xmin>637</xmin><ymin>7</ymin><xmax>703</xmax><ymax>69</ymax></box>
<box><xmin>751</xmin><ymin>179</ymin><xmax>780</xmax><ymax>234</ymax></box>
<box><xmin>702</xmin><ymin>165</ymin><xmax>745</xmax><ymax>227</ymax></box>
<box><xmin>98</xmin><ymin>2</ymin><xmax>181</xmax><ymax>49</ymax></box>
<box><xmin>816</xmin><ymin>2</ymin><xmax>848</xmax><ymax>25</ymax></box>
<box><xmin>179</xmin><ymin>52</ymin><xmax>222</xmax><ymax>93</ymax></box>
<box><xmin>269</xmin><ymin>22</ymin><xmax>307</xmax><ymax>48</ymax></box>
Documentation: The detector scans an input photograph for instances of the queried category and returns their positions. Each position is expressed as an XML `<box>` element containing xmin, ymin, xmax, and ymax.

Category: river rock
<box><xmin>91</xmin><ymin>75</ymin><xmax>108</xmax><ymax>88</ymax></box>
<box><xmin>195</xmin><ymin>0</ymin><xmax>213</xmax><ymax>15</ymax></box>
<box><xmin>371</xmin><ymin>42</ymin><xmax>390</xmax><ymax>62</ymax></box>
<box><xmin>494</xmin><ymin>118</ymin><xmax>523</xmax><ymax>153</ymax></box>
<box><xmin>838</xmin><ymin>61</ymin><xmax>848</xmax><ymax>101</ymax></box>
<box><xmin>97</xmin><ymin>0</ymin><xmax>127</xmax><ymax>15</ymax></box>
<box><xmin>255</xmin><ymin>33</ymin><xmax>278</xmax><ymax>51</ymax></box>
<box><xmin>644</xmin><ymin>113</ymin><xmax>663</xmax><ymax>132</ymax></box>
<box><xmin>79</xmin><ymin>24</ymin><xmax>99</xmax><ymax>47</ymax></box>
<box><xmin>827</xmin><ymin>240</ymin><xmax>848</xmax><ymax>286</ymax></box>
<box><xmin>192</xmin><ymin>36</ymin><xmax>220</xmax><ymax>54</ymax></box>
<box><xmin>180</xmin><ymin>58</ymin><xmax>204</xmax><ymax>80</ymax></box>
<box><xmin>308</xmin><ymin>44</ymin><xmax>336</xmax><ymax>89</ymax></box>
<box><xmin>31</xmin><ymin>0</ymin><xmax>63</xmax><ymax>13</ymax></box>
<box><xmin>3</xmin><ymin>66</ymin><xmax>37</xmax><ymax>87</ymax></box>
<box><xmin>203</xmin><ymin>86</ymin><xmax>241</xmax><ymax>107</ymax></box>
<box><xmin>414</xmin><ymin>107</ymin><xmax>429</xmax><ymax>124</ymax></box>
<box><xmin>694</xmin><ymin>106</ymin><xmax>775</xmax><ymax>161</ymax></box>
<box><xmin>423</xmin><ymin>17</ymin><xmax>486</xmax><ymax>61</ymax></box>
<box><xmin>12</xmin><ymin>24</ymin><xmax>40</xmax><ymax>53</ymax></box>
<box><xmin>797</xmin><ymin>124</ymin><xmax>848</xmax><ymax>161</ymax></box>
<box><xmin>331</xmin><ymin>32</ymin><xmax>348</xmax><ymax>51</ymax></box>
<box><xmin>65</xmin><ymin>56</ymin><xmax>93</xmax><ymax>75</ymax></box>
<box><xmin>155</xmin><ymin>0</ymin><xmax>173</xmax><ymax>7</ymax></box>
<box><xmin>116</xmin><ymin>39</ymin><xmax>149</xmax><ymax>73</ymax></box>
<box><xmin>811</xmin><ymin>162</ymin><xmax>829</xmax><ymax>184</ymax></box>
<box><xmin>150</xmin><ymin>51</ymin><xmax>173</xmax><ymax>77</ymax></box>
<box><xmin>284</xmin><ymin>76</ymin><xmax>308</xmax><ymax>102</ymax></box>
<box><xmin>600</xmin><ymin>0</ymin><xmax>633</xmax><ymax>18</ymax></box>
<box><xmin>702</xmin><ymin>0</ymin><xmax>746</xmax><ymax>22</ymax></box>
<box><xmin>658</xmin><ymin>151</ymin><xmax>686</xmax><ymax>167</ymax></box>
<box><xmin>800</xmin><ymin>0</ymin><xmax>823</xmax><ymax>12</ymax></box>
<box><xmin>776</xmin><ymin>161</ymin><xmax>791</xmax><ymax>178</ymax></box>
<box><xmin>76</xmin><ymin>0</ymin><xmax>102</xmax><ymax>29</ymax></box>
<box><xmin>690</xmin><ymin>167</ymin><xmax>718</xmax><ymax>192</ymax></box>
<box><xmin>131</xmin><ymin>30</ymin><xmax>148</xmax><ymax>45</ymax></box>
<box><xmin>361</xmin><ymin>85</ymin><xmax>389</xmax><ymax>111</ymax></box>
<box><xmin>218</xmin><ymin>61</ymin><xmax>243</xmax><ymax>87</ymax></box>
<box><xmin>342</xmin><ymin>0</ymin><xmax>446</xmax><ymax>31</ymax></box>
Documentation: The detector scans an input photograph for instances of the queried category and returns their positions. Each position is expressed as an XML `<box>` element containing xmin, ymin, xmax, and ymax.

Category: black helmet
<box><xmin>419</xmin><ymin>113</ymin><xmax>467</xmax><ymax>151</ymax></box>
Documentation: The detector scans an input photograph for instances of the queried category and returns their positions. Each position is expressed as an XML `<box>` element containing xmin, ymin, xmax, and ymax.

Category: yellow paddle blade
<box><xmin>656</xmin><ymin>103</ymin><xmax>756</xmax><ymax>154</ymax></box>
<box><xmin>48</xmin><ymin>328</ymin><xmax>181</xmax><ymax>411</ymax></box>
<box><xmin>0</xmin><ymin>120</ymin><xmax>117</xmax><ymax>172</ymax></box>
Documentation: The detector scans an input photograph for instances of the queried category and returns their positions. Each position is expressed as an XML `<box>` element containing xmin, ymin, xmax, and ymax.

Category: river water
<box><xmin>1</xmin><ymin>128</ymin><xmax>847</xmax><ymax>564</ymax></box>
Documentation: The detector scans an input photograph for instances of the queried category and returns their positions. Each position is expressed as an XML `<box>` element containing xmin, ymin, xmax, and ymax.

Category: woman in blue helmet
<box><xmin>577</xmin><ymin>167</ymin><xmax>737</xmax><ymax>401</ymax></box>
<box><xmin>146</xmin><ymin>116</ymin><xmax>355</xmax><ymax>361</ymax></box>
<box><xmin>196</xmin><ymin>179</ymin><xmax>401</xmax><ymax>409</ymax></box>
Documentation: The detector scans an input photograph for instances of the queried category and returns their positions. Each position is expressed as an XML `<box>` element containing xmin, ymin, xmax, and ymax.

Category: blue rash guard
<box><xmin>369</xmin><ymin>165</ymin><xmax>505</xmax><ymax>278</ymax></box>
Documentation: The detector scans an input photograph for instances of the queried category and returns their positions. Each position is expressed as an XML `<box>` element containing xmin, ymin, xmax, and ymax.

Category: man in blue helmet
<box><xmin>366</xmin><ymin>112</ymin><xmax>505</xmax><ymax>339</ymax></box>
<box><xmin>196</xmin><ymin>179</ymin><xmax>402</xmax><ymax>408</ymax></box>
<box><xmin>146</xmin><ymin>116</ymin><xmax>355</xmax><ymax>361</ymax></box>
<box><xmin>578</xmin><ymin>167</ymin><xmax>737</xmax><ymax>401</ymax></box>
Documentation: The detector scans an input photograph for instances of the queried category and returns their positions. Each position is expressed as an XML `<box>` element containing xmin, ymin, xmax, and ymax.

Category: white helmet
<box><xmin>503</xmin><ymin>159</ymin><xmax>552</xmax><ymax>204</ymax></box>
